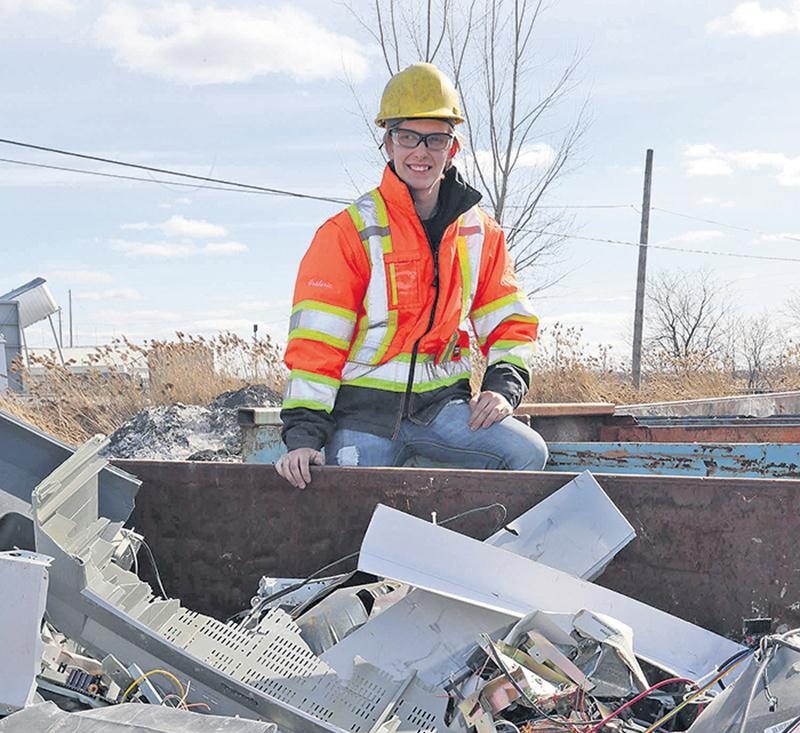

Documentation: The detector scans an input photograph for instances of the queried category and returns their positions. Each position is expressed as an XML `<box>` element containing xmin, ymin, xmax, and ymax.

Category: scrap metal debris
<box><xmin>0</xmin><ymin>701</ymin><xmax>279</xmax><ymax>732</ymax></box>
<box><xmin>104</xmin><ymin>385</ymin><xmax>280</xmax><ymax>461</ymax></box>
<box><xmin>0</xmin><ymin>550</ymin><xmax>50</xmax><ymax>715</ymax></box>
<box><xmin>0</xmin><ymin>430</ymin><xmax>798</xmax><ymax>732</ymax></box>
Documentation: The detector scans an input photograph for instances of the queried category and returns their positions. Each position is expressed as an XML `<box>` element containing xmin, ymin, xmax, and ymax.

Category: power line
<box><xmin>505</xmin><ymin>203</ymin><xmax>638</xmax><ymax>210</ymax></box>
<box><xmin>0</xmin><ymin>137</ymin><xmax>350</xmax><ymax>205</ymax></box>
<box><xmin>1</xmin><ymin>155</ymin><xmax>636</xmax><ymax>212</ymax></box>
<box><xmin>652</xmin><ymin>206</ymin><xmax>800</xmax><ymax>243</ymax></box>
<box><xmin>2</xmin><ymin>136</ymin><xmax>798</xmax><ymax>259</ymax></box>
<box><xmin>0</xmin><ymin>156</ymin><xmax>348</xmax><ymax>199</ymax></box>
<box><xmin>508</xmin><ymin>225</ymin><xmax>800</xmax><ymax>263</ymax></box>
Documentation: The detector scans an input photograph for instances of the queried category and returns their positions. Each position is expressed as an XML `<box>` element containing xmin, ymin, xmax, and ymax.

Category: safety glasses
<box><xmin>389</xmin><ymin>128</ymin><xmax>455</xmax><ymax>151</ymax></box>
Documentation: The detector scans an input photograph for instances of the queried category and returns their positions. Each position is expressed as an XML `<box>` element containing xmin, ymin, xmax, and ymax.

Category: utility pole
<box><xmin>57</xmin><ymin>306</ymin><xmax>63</xmax><ymax>347</ymax></box>
<box><xmin>631</xmin><ymin>148</ymin><xmax>654</xmax><ymax>389</ymax></box>
<box><xmin>68</xmin><ymin>289</ymin><xmax>73</xmax><ymax>348</ymax></box>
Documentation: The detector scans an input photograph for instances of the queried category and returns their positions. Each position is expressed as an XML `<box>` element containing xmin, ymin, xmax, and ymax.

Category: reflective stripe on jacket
<box><xmin>281</xmin><ymin>165</ymin><xmax>538</xmax><ymax>449</ymax></box>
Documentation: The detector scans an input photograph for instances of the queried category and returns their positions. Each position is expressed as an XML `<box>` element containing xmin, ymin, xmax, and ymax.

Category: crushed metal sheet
<box><xmin>503</xmin><ymin>610</ymin><xmax>649</xmax><ymax>698</ymax></box>
<box><xmin>32</xmin><ymin>436</ymin><xmax>448</xmax><ymax>733</ymax></box>
<box><xmin>688</xmin><ymin>629</ymin><xmax>800</xmax><ymax>733</ymax></box>
<box><xmin>323</xmin><ymin>471</ymin><xmax>636</xmax><ymax>684</ymax></box>
<box><xmin>0</xmin><ymin>550</ymin><xmax>51</xmax><ymax>715</ymax></box>
<box><xmin>0</xmin><ymin>410</ymin><xmax>139</xmax><ymax>522</ymax></box>
<box><xmin>0</xmin><ymin>701</ymin><xmax>279</xmax><ymax>732</ymax></box>
<box><xmin>484</xmin><ymin>470</ymin><xmax>635</xmax><ymax>582</ymax></box>
<box><xmin>357</xmin><ymin>503</ymin><xmax>745</xmax><ymax>682</ymax></box>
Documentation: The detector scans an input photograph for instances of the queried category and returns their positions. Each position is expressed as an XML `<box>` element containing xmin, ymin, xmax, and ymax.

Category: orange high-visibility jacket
<box><xmin>281</xmin><ymin>165</ymin><xmax>539</xmax><ymax>450</ymax></box>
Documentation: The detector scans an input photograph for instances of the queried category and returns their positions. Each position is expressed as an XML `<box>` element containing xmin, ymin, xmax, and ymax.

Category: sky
<box><xmin>2</xmin><ymin>0</ymin><xmax>799</xmax><ymax>364</ymax></box>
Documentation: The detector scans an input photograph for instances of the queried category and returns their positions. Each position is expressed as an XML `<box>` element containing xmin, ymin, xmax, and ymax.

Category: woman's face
<box><xmin>385</xmin><ymin>118</ymin><xmax>457</xmax><ymax>196</ymax></box>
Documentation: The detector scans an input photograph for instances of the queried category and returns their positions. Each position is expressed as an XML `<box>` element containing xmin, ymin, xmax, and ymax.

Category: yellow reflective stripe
<box><xmin>290</xmin><ymin>301</ymin><xmax>356</xmax><ymax>345</ymax></box>
<box><xmin>349</xmin><ymin>316</ymin><xmax>369</xmax><ymax>358</ymax></box>
<box><xmin>389</xmin><ymin>263</ymin><xmax>398</xmax><ymax>306</ymax></box>
<box><xmin>288</xmin><ymin>327</ymin><xmax>350</xmax><ymax>350</ymax></box>
<box><xmin>288</xmin><ymin>369</ymin><xmax>341</xmax><ymax>388</ymax></box>
<box><xmin>342</xmin><ymin>355</ymin><xmax>471</xmax><ymax>390</ymax></box>
<box><xmin>490</xmin><ymin>339</ymin><xmax>531</xmax><ymax>350</ymax></box>
<box><xmin>347</xmin><ymin>203</ymin><xmax>370</xmax><ymax>259</ymax></box>
<box><xmin>471</xmin><ymin>292</ymin><xmax>524</xmax><ymax>320</ymax></box>
<box><xmin>284</xmin><ymin>370</ymin><xmax>339</xmax><ymax>410</ymax></box>
<box><xmin>487</xmin><ymin>341</ymin><xmax>535</xmax><ymax>374</ymax></box>
<box><xmin>369</xmin><ymin>189</ymin><xmax>392</xmax><ymax>254</ymax></box>
<box><xmin>345</xmin><ymin>371</ymin><xmax>470</xmax><ymax>393</ymax></box>
<box><xmin>291</xmin><ymin>300</ymin><xmax>357</xmax><ymax>321</ymax></box>
<box><xmin>473</xmin><ymin>294</ymin><xmax>538</xmax><ymax>343</ymax></box>
<box><xmin>440</xmin><ymin>333</ymin><xmax>459</xmax><ymax>364</ymax></box>
<box><xmin>282</xmin><ymin>398</ymin><xmax>334</xmax><ymax>413</ymax></box>
<box><xmin>371</xmin><ymin>309</ymin><xmax>398</xmax><ymax>364</ymax></box>
<box><xmin>457</xmin><ymin>230</ymin><xmax>470</xmax><ymax>320</ymax></box>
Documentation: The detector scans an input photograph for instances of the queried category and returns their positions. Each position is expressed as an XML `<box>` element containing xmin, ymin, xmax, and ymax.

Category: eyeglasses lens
<box><xmin>392</xmin><ymin>129</ymin><xmax>452</xmax><ymax>151</ymax></box>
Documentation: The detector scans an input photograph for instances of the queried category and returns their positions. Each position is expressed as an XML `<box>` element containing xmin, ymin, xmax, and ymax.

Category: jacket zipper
<box><xmin>391</xmin><ymin>242</ymin><xmax>440</xmax><ymax>440</ymax></box>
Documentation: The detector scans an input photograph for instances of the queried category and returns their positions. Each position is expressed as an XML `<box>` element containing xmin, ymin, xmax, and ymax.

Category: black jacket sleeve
<box><xmin>480</xmin><ymin>361</ymin><xmax>530</xmax><ymax>408</ymax></box>
<box><xmin>280</xmin><ymin>407</ymin><xmax>336</xmax><ymax>452</ymax></box>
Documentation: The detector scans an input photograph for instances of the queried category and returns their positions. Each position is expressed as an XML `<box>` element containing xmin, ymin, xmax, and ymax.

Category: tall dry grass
<box><xmin>0</xmin><ymin>332</ymin><xmax>286</xmax><ymax>445</ymax></box>
<box><xmin>5</xmin><ymin>323</ymin><xmax>800</xmax><ymax>447</ymax></box>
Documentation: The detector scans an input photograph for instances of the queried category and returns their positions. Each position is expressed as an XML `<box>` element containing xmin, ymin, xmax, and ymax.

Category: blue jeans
<box><xmin>325</xmin><ymin>399</ymin><xmax>548</xmax><ymax>470</ymax></box>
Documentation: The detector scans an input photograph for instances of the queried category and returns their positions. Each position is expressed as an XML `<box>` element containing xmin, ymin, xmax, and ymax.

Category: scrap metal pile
<box><xmin>1</xmin><ymin>426</ymin><xmax>799</xmax><ymax>732</ymax></box>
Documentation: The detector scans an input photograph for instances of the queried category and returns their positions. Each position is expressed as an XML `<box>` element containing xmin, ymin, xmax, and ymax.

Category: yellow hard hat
<box><xmin>375</xmin><ymin>62</ymin><xmax>464</xmax><ymax>127</ymax></box>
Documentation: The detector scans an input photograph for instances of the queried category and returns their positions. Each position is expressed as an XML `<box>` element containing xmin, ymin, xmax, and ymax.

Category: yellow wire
<box><xmin>642</xmin><ymin>655</ymin><xmax>751</xmax><ymax>733</ymax></box>
<box><xmin>121</xmin><ymin>668</ymin><xmax>186</xmax><ymax>702</ymax></box>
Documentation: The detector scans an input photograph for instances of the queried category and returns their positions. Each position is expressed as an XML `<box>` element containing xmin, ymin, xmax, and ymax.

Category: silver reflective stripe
<box><xmin>342</xmin><ymin>355</ymin><xmax>472</xmax><ymax>390</ymax></box>
<box><xmin>488</xmin><ymin>341</ymin><xmax>535</xmax><ymax>375</ymax></box>
<box><xmin>459</xmin><ymin>206</ymin><xmax>484</xmax><ymax>322</ymax></box>
<box><xmin>473</xmin><ymin>296</ymin><xmax>538</xmax><ymax>342</ymax></box>
<box><xmin>289</xmin><ymin>307</ymin><xmax>355</xmax><ymax>344</ymax></box>
<box><xmin>361</xmin><ymin>225</ymin><xmax>390</xmax><ymax>239</ymax></box>
<box><xmin>351</xmin><ymin>191</ymin><xmax>389</xmax><ymax>363</ymax></box>
<box><xmin>284</xmin><ymin>375</ymin><xmax>338</xmax><ymax>410</ymax></box>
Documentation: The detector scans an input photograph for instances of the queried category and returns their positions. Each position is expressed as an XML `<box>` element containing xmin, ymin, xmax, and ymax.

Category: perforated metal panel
<box><xmin>32</xmin><ymin>437</ymin><xmax>448</xmax><ymax>733</ymax></box>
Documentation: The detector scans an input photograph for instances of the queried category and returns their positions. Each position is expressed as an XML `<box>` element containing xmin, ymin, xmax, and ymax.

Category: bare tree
<box><xmin>645</xmin><ymin>269</ymin><xmax>731</xmax><ymax>366</ymax></box>
<box><xmin>785</xmin><ymin>290</ymin><xmax>800</xmax><ymax>329</ymax></box>
<box><xmin>346</xmin><ymin>0</ymin><xmax>588</xmax><ymax>294</ymax></box>
<box><xmin>738</xmin><ymin>313</ymin><xmax>779</xmax><ymax>392</ymax></box>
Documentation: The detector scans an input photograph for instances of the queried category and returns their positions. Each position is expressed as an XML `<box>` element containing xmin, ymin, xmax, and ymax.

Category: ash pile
<box><xmin>104</xmin><ymin>384</ymin><xmax>280</xmax><ymax>462</ymax></box>
<box><xmin>1</xmin><ymin>426</ymin><xmax>799</xmax><ymax>732</ymax></box>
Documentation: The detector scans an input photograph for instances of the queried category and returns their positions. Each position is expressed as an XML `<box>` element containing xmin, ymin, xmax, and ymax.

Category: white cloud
<box><xmin>468</xmin><ymin>143</ymin><xmax>557</xmax><ymax>172</ymax></box>
<box><xmin>121</xmin><ymin>215</ymin><xmax>227</xmax><ymax>238</ymax></box>
<box><xmin>517</xmin><ymin>143</ymin><xmax>558</xmax><ymax>169</ymax></box>
<box><xmin>94</xmin><ymin>2</ymin><xmax>370</xmax><ymax>85</ymax></box>
<box><xmin>685</xmin><ymin>158</ymin><xmax>735</xmax><ymax>177</ymax></box>
<box><xmin>111</xmin><ymin>237</ymin><xmax>248</xmax><ymax>258</ymax></box>
<box><xmin>111</xmin><ymin>239</ymin><xmax>198</xmax><ymax>258</ymax></box>
<box><xmin>755</xmin><ymin>231</ymin><xmax>800</xmax><ymax>243</ymax></box>
<box><xmin>698</xmin><ymin>196</ymin><xmax>737</xmax><ymax>208</ymax></box>
<box><xmin>667</xmin><ymin>230</ymin><xmax>726</xmax><ymax>243</ymax></box>
<box><xmin>683</xmin><ymin>143</ymin><xmax>800</xmax><ymax>185</ymax></box>
<box><xmin>708</xmin><ymin>2</ymin><xmax>800</xmax><ymax>37</ymax></box>
<box><xmin>0</xmin><ymin>0</ymin><xmax>73</xmax><ymax>15</ymax></box>
<box><xmin>77</xmin><ymin>288</ymin><xmax>143</xmax><ymax>302</ymax></box>
<box><xmin>46</xmin><ymin>268</ymin><xmax>115</xmax><ymax>285</ymax></box>
<box><xmin>203</xmin><ymin>241</ymin><xmax>249</xmax><ymax>254</ymax></box>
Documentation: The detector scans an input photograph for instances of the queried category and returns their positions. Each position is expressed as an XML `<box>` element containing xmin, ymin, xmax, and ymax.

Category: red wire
<box><xmin>583</xmin><ymin>677</ymin><xmax>696</xmax><ymax>733</ymax></box>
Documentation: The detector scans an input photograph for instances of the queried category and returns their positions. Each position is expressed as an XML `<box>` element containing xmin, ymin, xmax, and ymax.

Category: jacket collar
<box><xmin>377</xmin><ymin>164</ymin><xmax>482</xmax><ymax>227</ymax></box>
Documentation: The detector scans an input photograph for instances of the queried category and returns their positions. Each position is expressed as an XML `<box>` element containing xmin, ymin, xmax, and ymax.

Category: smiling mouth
<box><xmin>407</xmin><ymin>164</ymin><xmax>432</xmax><ymax>172</ymax></box>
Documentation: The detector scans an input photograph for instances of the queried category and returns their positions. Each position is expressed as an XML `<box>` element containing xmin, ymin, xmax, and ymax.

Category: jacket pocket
<box><xmin>384</xmin><ymin>252</ymin><xmax>422</xmax><ymax>308</ymax></box>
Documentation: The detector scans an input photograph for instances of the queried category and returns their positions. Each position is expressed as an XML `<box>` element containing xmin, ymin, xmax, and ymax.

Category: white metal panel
<box><xmin>357</xmin><ymin>504</ymin><xmax>745</xmax><ymax>681</ymax></box>
<box><xmin>0</xmin><ymin>550</ymin><xmax>52</xmax><ymax>715</ymax></box>
<box><xmin>323</xmin><ymin>472</ymin><xmax>635</xmax><ymax>683</ymax></box>
<box><xmin>0</xmin><ymin>278</ymin><xmax>58</xmax><ymax>329</ymax></box>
